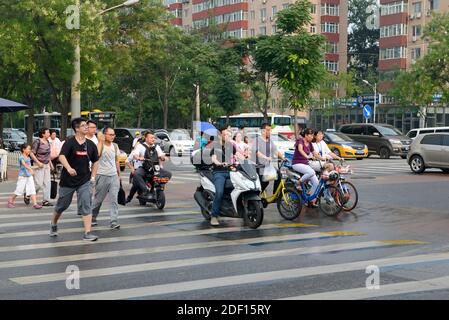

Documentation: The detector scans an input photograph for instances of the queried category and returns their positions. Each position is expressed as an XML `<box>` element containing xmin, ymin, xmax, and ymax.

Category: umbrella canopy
<box><xmin>0</xmin><ymin>98</ymin><xmax>29</xmax><ymax>113</ymax></box>
<box><xmin>193</xmin><ymin>121</ymin><xmax>218</xmax><ymax>137</ymax></box>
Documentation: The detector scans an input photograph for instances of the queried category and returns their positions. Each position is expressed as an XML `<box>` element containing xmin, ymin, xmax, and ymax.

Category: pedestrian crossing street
<box><xmin>0</xmin><ymin>201</ymin><xmax>449</xmax><ymax>300</ymax></box>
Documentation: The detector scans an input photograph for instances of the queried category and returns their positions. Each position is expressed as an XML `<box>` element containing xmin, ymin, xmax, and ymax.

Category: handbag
<box><xmin>118</xmin><ymin>180</ymin><xmax>126</xmax><ymax>206</ymax></box>
<box><xmin>50</xmin><ymin>172</ymin><xmax>58</xmax><ymax>199</ymax></box>
<box><xmin>260</xmin><ymin>164</ymin><xmax>277</xmax><ymax>182</ymax></box>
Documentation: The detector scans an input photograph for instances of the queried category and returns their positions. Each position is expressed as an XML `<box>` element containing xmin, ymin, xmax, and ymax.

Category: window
<box><xmin>420</xmin><ymin>134</ymin><xmax>442</xmax><ymax>145</ymax></box>
<box><xmin>184</xmin><ymin>9</ymin><xmax>189</xmax><ymax>17</ymax></box>
<box><xmin>412</xmin><ymin>2</ymin><xmax>422</xmax><ymax>15</ymax></box>
<box><xmin>321</xmin><ymin>22</ymin><xmax>339</xmax><ymax>33</ymax></box>
<box><xmin>412</xmin><ymin>25</ymin><xmax>421</xmax><ymax>36</ymax></box>
<box><xmin>327</xmin><ymin>42</ymin><xmax>338</xmax><ymax>53</ymax></box>
<box><xmin>352</xmin><ymin>126</ymin><xmax>365</xmax><ymax>135</ymax></box>
<box><xmin>250</xmin><ymin>29</ymin><xmax>255</xmax><ymax>37</ymax></box>
<box><xmin>310</xmin><ymin>4</ymin><xmax>316</xmax><ymax>14</ymax></box>
<box><xmin>323</xmin><ymin>60</ymin><xmax>338</xmax><ymax>72</ymax></box>
<box><xmin>411</xmin><ymin>47</ymin><xmax>421</xmax><ymax>60</ymax></box>
<box><xmin>443</xmin><ymin>135</ymin><xmax>449</xmax><ymax>146</ymax></box>
<box><xmin>260</xmin><ymin>8</ymin><xmax>267</xmax><ymax>22</ymax></box>
<box><xmin>380</xmin><ymin>24</ymin><xmax>407</xmax><ymax>38</ymax></box>
<box><xmin>366</xmin><ymin>126</ymin><xmax>378</xmax><ymax>136</ymax></box>
<box><xmin>380</xmin><ymin>46</ymin><xmax>407</xmax><ymax>60</ymax></box>
<box><xmin>429</xmin><ymin>0</ymin><xmax>439</xmax><ymax>11</ymax></box>
<box><xmin>407</xmin><ymin>130</ymin><xmax>417</xmax><ymax>138</ymax></box>
<box><xmin>310</xmin><ymin>24</ymin><xmax>316</xmax><ymax>33</ymax></box>
<box><xmin>250</xmin><ymin>10</ymin><xmax>255</xmax><ymax>20</ymax></box>
<box><xmin>282</xmin><ymin>3</ymin><xmax>289</xmax><ymax>10</ymax></box>
<box><xmin>380</xmin><ymin>1</ymin><xmax>408</xmax><ymax>16</ymax></box>
<box><xmin>340</xmin><ymin>126</ymin><xmax>353</xmax><ymax>134</ymax></box>
<box><xmin>272</xmin><ymin>6</ymin><xmax>277</xmax><ymax>16</ymax></box>
<box><xmin>272</xmin><ymin>25</ymin><xmax>277</xmax><ymax>33</ymax></box>
<box><xmin>321</xmin><ymin>4</ymin><xmax>339</xmax><ymax>16</ymax></box>
<box><xmin>259</xmin><ymin>26</ymin><xmax>266</xmax><ymax>35</ymax></box>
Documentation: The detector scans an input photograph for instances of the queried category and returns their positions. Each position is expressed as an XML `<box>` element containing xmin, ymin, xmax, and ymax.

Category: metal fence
<box><xmin>7</xmin><ymin>151</ymin><xmax>21</xmax><ymax>167</ymax></box>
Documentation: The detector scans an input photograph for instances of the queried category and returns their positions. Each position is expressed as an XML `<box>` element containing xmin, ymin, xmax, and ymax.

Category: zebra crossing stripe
<box><xmin>282</xmin><ymin>275</ymin><xmax>449</xmax><ymax>300</ymax></box>
<box><xmin>0</xmin><ymin>223</ymin><xmax>323</xmax><ymax>253</ymax></box>
<box><xmin>0</xmin><ymin>210</ymin><xmax>199</xmax><ymax>228</ymax></box>
<box><xmin>0</xmin><ymin>230</ymin><xmax>349</xmax><ymax>270</ymax></box>
<box><xmin>57</xmin><ymin>248</ymin><xmax>449</xmax><ymax>301</ymax></box>
<box><xmin>0</xmin><ymin>218</ymin><xmax>204</xmax><ymax>239</ymax></box>
<box><xmin>10</xmin><ymin>240</ymin><xmax>425</xmax><ymax>285</ymax></box>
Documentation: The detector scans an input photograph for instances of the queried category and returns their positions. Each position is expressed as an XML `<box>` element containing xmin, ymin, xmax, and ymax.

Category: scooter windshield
<box><xmin>238</xmin><ymin>161</ymin><xmax>258</xmax><ymax>181</ymax></box>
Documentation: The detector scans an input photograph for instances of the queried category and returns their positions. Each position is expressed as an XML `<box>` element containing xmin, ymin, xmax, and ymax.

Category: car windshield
<box><xmin>10</xmin><ymin>131</ymin><xmax>23</xmax><ymax>140</ymax></box>
<box><xmin>326</xmin><ymin>132</ymin><xmax>353</xmax><ymax>142</ymax></box>
<box><xmin>15</xmin><ymin>130</ymin><xmax>27</xmax><ymax>139</ymax></box>
<box><xmin>377</xmin><ymin>126</ymin><xmax>402</xmax><ymax>136</ymax></box>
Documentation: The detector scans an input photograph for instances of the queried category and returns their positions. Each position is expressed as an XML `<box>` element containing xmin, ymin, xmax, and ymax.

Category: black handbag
<box><xmin>50</xmin><ymin>172</ymin><xmax>58</xmax><ymax>199</ymax></box>
<box><xmin>118</xmin><ymin>180</ymin><xmax>126</xmax><ymax>206</ymax></box>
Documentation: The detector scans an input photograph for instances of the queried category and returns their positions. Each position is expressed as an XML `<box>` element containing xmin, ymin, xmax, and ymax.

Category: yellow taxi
<box><xmin>324</xmin><ymin>131</ymin><xmax>368</xmax><ymax>160</ymax></box>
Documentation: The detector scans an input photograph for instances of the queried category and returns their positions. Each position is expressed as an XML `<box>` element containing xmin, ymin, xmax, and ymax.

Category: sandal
<box><xmin>8</xmin><ymin>201</ymin><xmax>15</xmax><ymax>208</ymax></box>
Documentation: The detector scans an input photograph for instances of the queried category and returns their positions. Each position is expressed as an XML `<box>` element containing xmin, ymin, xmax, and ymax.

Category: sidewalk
<box><xmin>0</xmin><ymin>167</ymin><xmax>18</xmax><ymax>192</ymax></box>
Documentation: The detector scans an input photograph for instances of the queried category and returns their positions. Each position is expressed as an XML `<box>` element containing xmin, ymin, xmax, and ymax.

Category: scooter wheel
<box><xmin>139</xmin><ymin>199</ymin><xmax>146</xmax><ymax>206</ymax></box>
<box><xmin>155</xmin><ymin>190</ymin><xmax>165</xmax><ymax>210</ymax></box>
<box><xmin>244</xmin><ymin>200</ymin><xmax>264</xmax><ymax>229</ymax></box>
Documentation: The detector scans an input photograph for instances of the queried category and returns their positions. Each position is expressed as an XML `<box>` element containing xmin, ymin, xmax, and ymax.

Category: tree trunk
<box><xmin>60</xmin><ymin>94</ymin><xmax>69</xmax><ymax>140</ymax></box>
<box><xmin>137</xmin><ymin>102</ymin><xmax>143</xmax><ymax>128</ymax></box>
<box><xmin>294</xmin><ymin>109</ymin><xmax>299</xmax><ymax>140</ymax></box>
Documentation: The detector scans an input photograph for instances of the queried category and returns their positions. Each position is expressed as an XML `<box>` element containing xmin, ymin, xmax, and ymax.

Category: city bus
<box><xmin>24</xmin><ymin>109</ymin><xmax>116</xmax><ymax>136</ymax></box>
<box><xmin>216</xmin><ymin>113</ymin><xmax>294</xmax><ymax>138</ymax></box>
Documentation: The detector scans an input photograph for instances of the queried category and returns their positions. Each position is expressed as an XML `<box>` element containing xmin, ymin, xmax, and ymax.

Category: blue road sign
<box><xmin>363</xmin><ymin>105</ymin><xmax>372</xmax><ymax>119</ymax></box>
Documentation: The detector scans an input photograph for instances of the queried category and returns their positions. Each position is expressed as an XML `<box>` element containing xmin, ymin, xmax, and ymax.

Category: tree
<box><xmin>348</xmin><ymin>0</ymin><xmax>379</xmax><ymax>83</ymax></box>
<box><xmin>255</xmin><ymin>0</ymin><xmax>327</xmax><ymax>137</ymax></box>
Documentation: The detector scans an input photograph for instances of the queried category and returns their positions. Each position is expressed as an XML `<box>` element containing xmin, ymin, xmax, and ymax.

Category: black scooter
<box><xmin>137</xmin><ymin>158</ymin><xmax>170</xmax><ymax>209</ymax></box>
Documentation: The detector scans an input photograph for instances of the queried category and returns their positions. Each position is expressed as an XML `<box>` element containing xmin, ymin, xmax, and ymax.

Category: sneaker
<box><xmin>33</xmin><ymin>204</ymin><xmax>43</xmax><ymax>209</ymax></box>
<box><xmin>7</xmin><ymin>201</ymin><xmax>14</xmax><ymax>208</ymax></box>
<box><xmin>49</xmin><ymin>224</ymin><xmax>58</xmax><ymax>237</ymax></box>
<box><xmin>24</xmin><ymin>195</ymin><xmax>30</xmax><ymax>205</ymax></box>
<box><xmin>210</xmin><ymin>217</ymin><xmax>220</xmax><ymax>226</ymax></box>
<box><xmin>110</xmin><ymin>222</ymin><xmax>121</xmax><ymax>230</ymax></box>
<box><xmin>83</xmin><ymin>232</ymin><xmax>98</xmax><ymax>241</ymax></box>
<box><xmin>42</xmin><ymin>201</ymin><xmax>53</xmax><ymax>207</ymax></box>
<box><xmin>91</xmin><ymin>218</ymin><xmax>98</xmax><ymax>227</ymax></box>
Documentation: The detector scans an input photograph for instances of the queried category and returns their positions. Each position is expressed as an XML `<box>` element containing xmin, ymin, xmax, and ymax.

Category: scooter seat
<box><xmin>200</xmin><ymin>170</ymin><xmax>214</xmax><ymax>181</ymax></box>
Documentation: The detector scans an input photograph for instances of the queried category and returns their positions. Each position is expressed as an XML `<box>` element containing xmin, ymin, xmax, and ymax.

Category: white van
<box><xmin>406</xmin><ymin>127</ymin><xmax>449</xmax><ymax>140</ymax></box>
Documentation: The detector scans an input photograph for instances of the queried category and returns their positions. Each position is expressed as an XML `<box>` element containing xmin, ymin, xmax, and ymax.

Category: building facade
<box><xmin>164</xmin><ymin>0</ymin><xmax>348</xmax><ymax>124</ymax></box>
<box><xmin>377</xmin><ymin>0</ymin><xmax>449</xmax><ymax>132</ymax></box>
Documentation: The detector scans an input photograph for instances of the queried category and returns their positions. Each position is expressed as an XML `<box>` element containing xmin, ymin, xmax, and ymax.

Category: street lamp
<box><xmin>362</xmin><ymin>79</ymin><xmax>377</xmax><ymax>123</ymax></box>
<box><xmin>193</xmin><ymin>84</ymin><xmax>200</xmax><ymax>122</ymax></box>
<box><xmin>70</xmin><ymin>0</ymin><xmax>140</xmax><ymax>119</ymax></box>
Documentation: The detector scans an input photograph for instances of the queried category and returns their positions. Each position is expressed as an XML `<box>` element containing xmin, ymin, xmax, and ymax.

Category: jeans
<box><xmin>211</xmin><ymin>171</ymin><xmax>230</xmax><ymax>217</ymax></box>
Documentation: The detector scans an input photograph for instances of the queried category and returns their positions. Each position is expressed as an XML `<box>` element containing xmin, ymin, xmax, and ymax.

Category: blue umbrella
<box><xmin>193</xmin><ymin>121</ymin><xmax>218</xmax><ymax>137</ymax></box>
<box><xmin>0</xmin><ymin>98</ymin><xmax>29</xmax><ymax>112</ymax></box>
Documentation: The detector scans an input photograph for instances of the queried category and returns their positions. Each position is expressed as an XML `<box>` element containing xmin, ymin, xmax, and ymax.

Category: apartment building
<box><xmin>163</xmin><ymin>0</ymin><xmax>348</xmax><ymax>123</ymax></box>
<box><xmin>378</xmin><ymin>0</ymin><xmax>449</xmax><ymax>130</ymax></box>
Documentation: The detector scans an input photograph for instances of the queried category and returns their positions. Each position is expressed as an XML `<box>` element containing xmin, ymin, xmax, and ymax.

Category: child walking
<box><xmin>8</xmin><ymin>144</ymin><xmax>43</xmax><ymax>209</ymax></box>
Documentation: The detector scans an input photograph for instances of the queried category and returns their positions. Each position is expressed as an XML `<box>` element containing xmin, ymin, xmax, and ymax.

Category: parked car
<box><xmin>156</xmin><ymin>129</ymin><xmax>194</xmax><ymax>157</ymax></box>
<box><xmin>2</xmin><ymin>129</ymin><xmax>27</xmax><ymax>151</ymax></box>
<box><xmin>406</xmin><ymin>126</ymin><xmax>449</xmax><ymax>140</ymax></box>
<box><xmin>407</xmin><ymin>133</ymin><xmax>449</xmax><ymax>174</ymax></box>
<box><xmin>324</xmin><ymin>131</ymin><xmax>368</xmax><ymax>160</ymax></box>
<box><xmin>339</xmin><ymin>123</ymin><xmax>412</xmax><ymax>159</ymax></box>
<box><xmin>114</xmin><ymin>128</ymin><xmax>146</xmax><ymax>154</ymax></box>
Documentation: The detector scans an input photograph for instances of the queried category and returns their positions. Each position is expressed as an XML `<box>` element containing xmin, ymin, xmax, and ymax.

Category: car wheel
<box><xmin>409</xmin><ymin>155</ymin><xmax>425</xmax><ymax>174</ymax></box>
<box><xmin>332</xmin><ymin>148</ymin><xmax>341</xmax><ymax>157</ymax></box>
<box><xmin>441</xmin><ymin>169</ymin><xmax>449</xmax><ymax>174</ymax></box>
<box><xmin>379</xmin><ymin>147</ymin><xmax>390</xmax><ymax>159</ymax></box>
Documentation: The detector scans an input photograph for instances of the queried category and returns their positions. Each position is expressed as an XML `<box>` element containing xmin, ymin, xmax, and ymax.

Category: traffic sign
<box><xmin>363</xmin><ymin>105</ymin><xmax>372</xmax><ymax>119</ymax></box>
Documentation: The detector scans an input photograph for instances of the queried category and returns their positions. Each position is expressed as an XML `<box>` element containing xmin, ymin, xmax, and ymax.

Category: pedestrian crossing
<box><xmin>0</xmin><ymin>202</ymin><xmax>448</xmax><ymax>300</ymax></box>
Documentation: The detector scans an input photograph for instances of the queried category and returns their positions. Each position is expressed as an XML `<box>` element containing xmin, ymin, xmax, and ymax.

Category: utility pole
<box><xmin>195</xmin><ymin>84</ymin><xmax>200</xmax><ymax>122</ymax></box>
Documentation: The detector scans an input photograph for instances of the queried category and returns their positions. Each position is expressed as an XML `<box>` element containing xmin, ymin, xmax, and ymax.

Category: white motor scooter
<box><xmin>193</xmin><ymin>160</ymin><xmax>264</xmax><ymax>229</ymax></box>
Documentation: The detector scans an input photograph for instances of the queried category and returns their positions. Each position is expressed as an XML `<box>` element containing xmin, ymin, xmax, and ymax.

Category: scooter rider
<box><xmin>209</xmin><ymin>127</ymin><xmax>236</xmax><ymax>226</ymax></box>
<box><xmin>132</xmin><ymin>130</ymin><xmax>171</xmax><ymax>199</ymax></box>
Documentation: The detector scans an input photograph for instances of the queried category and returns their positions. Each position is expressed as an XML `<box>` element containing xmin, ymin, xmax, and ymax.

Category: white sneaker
<box><xmin>210</xmin><ymin>217</ymin><xmax>220</xmax><ymax>226</ymax></box>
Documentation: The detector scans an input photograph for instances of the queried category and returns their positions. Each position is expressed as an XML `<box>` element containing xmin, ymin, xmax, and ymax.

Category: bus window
<box><xmin>274</xmin><ymin>116</ymin><xmax>291</xmax><ymax>126</ymax></box>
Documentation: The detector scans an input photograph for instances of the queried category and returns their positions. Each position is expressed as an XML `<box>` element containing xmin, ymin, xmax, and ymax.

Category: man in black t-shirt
<box><xmin>209</xmin><ymin>127</ymin><xmax>236</xmax><ymax>227</ymax></box>
<box><xmin>49</xmin><ymin>118</ymin><xmax>100</xmax><ymax>241</ymax></box>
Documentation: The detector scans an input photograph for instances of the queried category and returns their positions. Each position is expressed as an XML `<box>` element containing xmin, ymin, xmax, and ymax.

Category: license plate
<box><xmin>404</xmin><ymin>146</ymin><xmax>409</xmax><ymax>151</ymax></box>
<box><xmin>356</xmin><ymin>151</ymin><xmax>365</xmax><ymax>155</ymax></box>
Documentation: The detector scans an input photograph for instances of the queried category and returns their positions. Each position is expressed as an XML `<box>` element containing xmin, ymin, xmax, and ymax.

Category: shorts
<box><xmin>55</xmin><ymin>180</ymin><xmax>92</xmax><ymax>216</ymax></box>
<box><xmin>14</xmin><ymin>176</ymin><xmax>36</xmax><ymax>196</ymax></box>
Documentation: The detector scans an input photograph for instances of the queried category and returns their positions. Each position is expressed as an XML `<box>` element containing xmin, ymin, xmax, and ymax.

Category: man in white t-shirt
<box><xmin>310</xmin><ymin>130</ymin><xmax>342</xmax><ymax>172</ymax></box>
<box><xmin>132</xmin><ymin>130</ymin><xmax>171</xmax><ymax>199</ymax></box>
<box><xmin>132</xmin><ymin>131</ymin><xmax>141</xmax><ymax>148</ymax></box>
<box><xmin>86</xmin><ymin>120</ymin><xmax>99</xmax><ymax>145</ymax></box>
